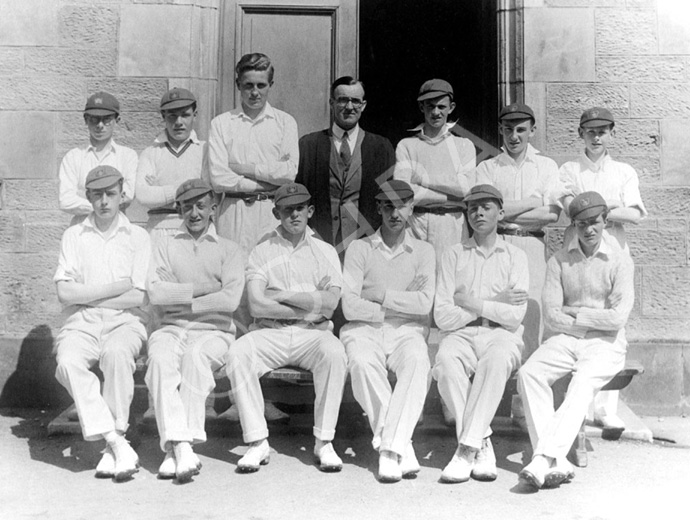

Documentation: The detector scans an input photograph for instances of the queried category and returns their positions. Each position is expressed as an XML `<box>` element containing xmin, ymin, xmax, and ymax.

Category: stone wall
<box><xmin>523</xmin><ymin>0</ymin><xmax>690</xmax><ymax>413</ymax></box>
<box><xmin>0</xmin><ymin>0</ymin><xmax>221</xmax><ymax>408</ymax></box>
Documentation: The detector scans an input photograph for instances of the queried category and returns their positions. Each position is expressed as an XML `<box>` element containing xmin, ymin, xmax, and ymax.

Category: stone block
<box><xmin>597</xmin><ymin>56</ymin><xmax>690</xmax><ymax>83</ymax></box>
<box><xmin>0</xmin><ymin>77</ymin><xmax>84</xmax><ymax>111</ymax></box>
<box><xmin>0</xmin><ymin>0</ymin><xmax>58</xmax><ymax>46</ymax></box>
<box><xmin>630</xmin><ymin>83</ymin><xmax>690</xmax><ymax>118</ymax></box>
<box><xmin>0</xmin><ymin>213</ymin><xmax>26</xmax><ymax>252</ymax></box>
<box><xmin>660</xmin><ymin>119</ymin><xmax>690</xmax><ymax>186</ymax></box>
<box><xmin>627</xmin><ymin>222</ymin><xmax>686</xmax><ymax>266</ymax></box>
<box><xmin>0</xmin><ymin>112</ymin><xmax>56</xmax><ymax>180</ymax></box>
<box><xmin>641</xmin><ymin>186</ymin><xmax>690</xmax><ymax>217</ymax></box>
<box><xmin>3</xmin><ymin>180</ymin><xmax>59</xmax><ymax>212</ymax></box>
<box><xmin>623</xmin><ymin>342</ymin><xmax>684</xmax><ymax>415</ymax></box>
<box><xmin>0</xmin><ymin>49</ymin><xmax>24</xmax><ymax>76</ymax></box>
<box><xmin>187</xmin><ymin>79</ymin><xmax>216</xmax><ymax>140</ymax></box>
<box><xmin>659</xmin><ymin>0</ymin><xmax>690</xmax><ymax>55</ymax></box>
<box><xmin>524</xmin><ymin>83</ymin><xmax>547</xmax><ymax>152</ymax></box>
<box><xmin>25</xmin><ymin>48</ymin><xmax>117</xmax><ymax>77</ymax></box>
<box><xmin>616</xmin><ymin>154</ymin><xmax>661</xmax><ymax>184</ymax></box>
<box><xmin>546</xmin><ymin>83</ymin><xmax>629</xmax><ymax>119</ymax></box>
<box><xmin>524</xmin><ymin>8</ymin><xmax>595</xmax><ymax>82</ymax></box>
<box><xmin>191</xmin><ymin>5</ymin><xmax>219</xmax><ymax>80</ymax></box>
<box><xmin>87</xmin><ymin>78</ymin><xmax>168</xmax><ymax>112</ymax></box>
<box><xmin>545</xmin><ymin>118</ymin><xmax>580</xmax><ymax>155</ymax></box>
<box><xmin>596</xmin><ymin>9</ymin><xmax>657</xmax><ymax>55</ymax></box>
<box><xmin>56</xmin><ymin>112</ymin><xmax>88</xmax><ymax>159</ymax></box>
<box><xmin>641</xmin><ymin>266</ymin><xmax>690</xmax><ymax>317</ymax></box>
<box><xmin>25</xmin><ymin>221</ymin><xmax>67</xmax><ymax>253</ymax></box>
<box><xmin>119</xmin><ymin>5</ymin><xmax>192</xmax><ymax>77</ymax></box>
<box><xmin>59</xmin><ymin>4</ymin><xmax>118</xmax><ymax>47</ymax></box>
<box><xmin>117</xmin><ymin>111</ymin><xmax>165</xmax><ymax>153</ymax></box>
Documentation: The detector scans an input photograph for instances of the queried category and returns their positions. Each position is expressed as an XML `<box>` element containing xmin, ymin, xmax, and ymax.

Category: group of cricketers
<box><xmin>52</xmin><ymin>52</ymin><xmax>644</xmax><ymax>491</ymax></box>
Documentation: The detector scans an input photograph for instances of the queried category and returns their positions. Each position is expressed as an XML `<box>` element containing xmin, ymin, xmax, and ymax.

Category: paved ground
<box><xmin>1</xmin><ymin>408</ymin><xmax>688</xmax><ymax>520</ymax></box>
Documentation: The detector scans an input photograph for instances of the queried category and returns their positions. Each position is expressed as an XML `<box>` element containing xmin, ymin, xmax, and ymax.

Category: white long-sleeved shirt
<box><xmin>393</xmin><ymin>123</ymin><xmax>475</xmax><ymax>208</ymax></box>
<box><xmin>542</xmin><ymin>231</ymin><xmax>634</xmax><ymax>341</ymax></box>
<box><xmin>58</xmin><ymin>141</ymin><xmax>138</xmax><ymax>215</ymax></box>
<box><xmin>147</xmin><ymin>223</ymin><xmax>245</xmax><ymax>332</ymax></box>
<box><xmin>207</xmin><ymin>103</ymin><xmax>298</xmax><ymax>193</ymax></box>
<box><xmin>342</xmin><ymin>229</ymin><xmax>435</xmax><ymax>326</ymax></box>
<box><xmin>434</xmin><ymin>235</ymin><xmax>529</xmax><ymax>333</ymax></box>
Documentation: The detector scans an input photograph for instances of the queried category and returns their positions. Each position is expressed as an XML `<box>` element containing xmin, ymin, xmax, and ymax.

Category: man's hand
<box><xmin>316</xmin><ymin>276</ymin><xmax>331</xmax><ymax>291</ymax></box>
<box><xmin>156</xmin><ymin>267</ymin><xmax>177</xmax><ymax>283</ymax></box>
<box><xmin>145</xmin><ymin>172</ymin><xmax>157</xmax><ymax>185</ymax></box>
<box><xmin>562</xmin><ymin>306</ymin><xmax>580</xmax><ymax>317</ymax></box>
<box><xmin>406</xmin><ymin>274</ymin><xmax>428</xmax><ymax>292</ymax></box>
<box><xmin>279</xmin><ymin>153</ymin><xmax>291</xmax><ymax>162</ymax></box>
<box><xmin>492</xmin><ymin>288</ymin><xmax>529</xmax><ymax>306</ymax></box>
<box><xmin>362</xmin><ymin>284</ymin><xmax>386</xmax><ymax>304</ymax></box>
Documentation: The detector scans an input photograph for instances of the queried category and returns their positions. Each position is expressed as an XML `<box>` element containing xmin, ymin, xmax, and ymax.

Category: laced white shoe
<box><xmin>95</xmin><ymin>445</ymin><xmax>115</xmax><ymax>478</ymax></box>
<box><xmin>314</xmin><ymin>440</ymin><xmax>343</xmax><ymax>472</ymax></box>
<box><xmin>440</xmin><ymin>444</ymin><xmax>475</xmax><ymax>483</ymax></box>
<box><xmin>158</xmin><ymin>450</ymin><xmax>176</xmax><ymax>479</ymax></box>
<box><xmin>237</xmin><ymin>439</ymin><xmax>270</xmax><ymax>472</ymax></box>
<box><xmin>471</xmin><ymin>437</ymin><xmax>497</xmax><ymax>481</ymax></box>
<box><xmin>519</xmin><ymin>455</ymin><xmax>553</xmax><ymax>489</ymax></box>
<box><xmin>111</xmin><ymin>439</ymin><xmax>140</xmax><ymax>482</ymax></box>
<box><xmin>400</xmin><ymin>443</ymin><xmax>420</xmax><ymax>478</ymax></box>
<box><xmin>378</xmin><ymin>450</ymin><xmax>402</xmax><ymax>483</ymax></box>
<box><xmin>173</xmin><ymin>442</ymin><xmax>200</xmax><ymax>483</ymax></box>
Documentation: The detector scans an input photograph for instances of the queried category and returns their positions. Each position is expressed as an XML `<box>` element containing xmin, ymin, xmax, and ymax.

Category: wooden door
<box><xmin>219</xmin><ymin>0</ymin><xmax>359</xmax><ymax>137</ymax></box>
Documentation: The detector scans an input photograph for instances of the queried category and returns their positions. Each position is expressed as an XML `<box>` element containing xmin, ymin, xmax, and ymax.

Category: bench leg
<box><xmin>568</xmin><ymin>418</ymin><xmax>588</xmax><ymax>468</ymax></box>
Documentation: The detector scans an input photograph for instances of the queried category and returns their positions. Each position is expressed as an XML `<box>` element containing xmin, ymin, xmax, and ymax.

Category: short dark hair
<box><xmin>235</xmin><ymin>53</ymin><xmax>274</xmax><ymax>83</ymax></box>
<box><xmin>330</xmin><ymin>76</ymin><xmax>365</xmax><ymax>99</ymax></box>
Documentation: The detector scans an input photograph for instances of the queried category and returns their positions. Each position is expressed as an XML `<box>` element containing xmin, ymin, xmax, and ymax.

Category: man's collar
<box><xmin>86</xmin><ymin>139</ymin><xmax>117</xmax><ymax>153</ymax></box>
<box><xmin>272</xmin><ymin>225</ymin><xmax>316</xmax><ymax>246</ymax></box>
<box><xmin>174</xmin><ymin>222</ymin><xmax>219</xmax><ymax>242</ymax></box>
<box><xmin>580</xmin><ymin>150</ymin><xmax>611</xmax><ymax>171</ymax></box>
<box><xmin>332</xmin><ymin>123</ymin><xmax>360</xmax><ymax>140</ymax></box>
<box><xmin>566</xmin><ymin>231</ymin><xmax>613</xmax><ymax>258</ymax></box>
<box><xmin>462</xmin><ymin>234</ymin><xmax>506</xmax><ymax>254</ymax></box>
<box><xmin>155</xmin><ymin>129</ymin><xmax>200</xmax><ymax>146</ymax></box>
<box><xmin>232</xmin><ymin>102</ymin><xmax>275</xmax><ymax>122</ymax></box>
<box><xmin>82</xmin><ymin>212</ymin><xmax>130</xmax><ymax>234</ymax></box>
<box><xmin>370</xmin><ymin>228</ymin><xmax>414</xmax><ymax>253</ymax></box>
<box><xmin>408</xmin><ymin>122</ymin><xmax>454</xmax><ymax>143</ymax></box>
<box><xmin>498</xmin><ymin>143</ymin><xmax>539</xmax><ymax>165</ymax></box>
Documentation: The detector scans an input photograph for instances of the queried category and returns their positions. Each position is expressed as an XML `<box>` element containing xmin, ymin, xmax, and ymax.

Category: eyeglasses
<box><xmin>334</xmin><ymin>97</ymin><xmax>365</xmax><ymax>108</ymax></box>
<box><xmin>85</xmin><ymin>115</ymin><xmax>117</xmax><ymax>126</ymax></box>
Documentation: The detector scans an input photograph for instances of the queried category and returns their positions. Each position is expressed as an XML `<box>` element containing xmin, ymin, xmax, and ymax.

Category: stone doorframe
<box><xmin>497</xmin><ymin>0</ymin><xmax>524</xmax><ymax>107</ymax></box>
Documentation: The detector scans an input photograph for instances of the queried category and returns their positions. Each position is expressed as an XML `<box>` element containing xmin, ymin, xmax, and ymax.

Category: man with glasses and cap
<box><xmin>393</xmin><ymin>78</ymin><xmax>476</xmax><ymax>265</ymax></box>
<box><xmin>433</xmin><ymin>184</ymin><xmax>529</xmax><ymax>484</ymax></box>
<box><xmin>58</xmin><ymin>92</ymin><xmax>138</xmax><ymax>222</ymax></box>
<box><xmin>296</xmin><ymin>76</ymin><xmax>395</xmax><ymax>259</ymax></box>
<box><xmin>136</xmin><ymin>88</ymin><xmax>208</xmax><ymax>246</ymax></box>
<box><xmin>517</xmin><ymin>191</ymin><xmax>634</xmax><ymax>490</ymax></box>
<box><xmin>145</xmin><ymin>179</ymin><xmax>245</xmax><ymax>483</ymax></box>
<box><xmin>341</xmin><ymin>179</ymin><xmax>435</xmax><ymax>482</ymax></box>
<box><xmin>225</xmin><ymin>182</ymin><xmax>348</xmax><ymax>474</ymax></box>
<box><xmin>54</xmin><ymin>165</ymin><xmax>150</xmax><ymax>481</ymax></box>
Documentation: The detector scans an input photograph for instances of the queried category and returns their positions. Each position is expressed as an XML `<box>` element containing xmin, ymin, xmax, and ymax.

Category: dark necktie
<box><xmin>340</xmin><ymin>131</ymin><xmax>352</xmax><ymax>165</ymax></box>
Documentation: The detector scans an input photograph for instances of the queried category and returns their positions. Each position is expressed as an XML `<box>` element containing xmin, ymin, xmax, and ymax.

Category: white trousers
<box><xmin>216</xmin><ymin>197</ymin><xmax>276</xmax><ymax>253</ymax></box>
<box><xmin>341</xmin><ymin>321</ymin><xmax>431</xmax><ymax>456</ymax></box>
<box><xmin>517</xmin><ymin>333</ymin><xmax>626</xmax><ymax>459</ymax></box>
<box><xmin>226</xmin><ymin>323</ymin><xmax>348</xmax><ymax>443</ymax></box>
<box><xmin>55</xmin><ymin>322</ymin><xmax>145</xmax><ymax>441</ymax></box>
<box><xmin>408</xmin><ymin>211</ymin><xmax>467</xmax><ymax>269</ymax></box>
<box><xmin>145</xmin><ymin>325</ymin><xmax>234</xmax><ymax>452</ymax></box>
<box><xmin>433</xmin><ymin>327</ymin><xmax>522</xmax><ymax>449</ymax></box>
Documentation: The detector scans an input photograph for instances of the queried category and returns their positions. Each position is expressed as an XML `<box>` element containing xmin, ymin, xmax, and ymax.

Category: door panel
<box><xmin>219</xmin><ymin>0</ymin><xmax>358</xmax><ymax>136</ymax></box>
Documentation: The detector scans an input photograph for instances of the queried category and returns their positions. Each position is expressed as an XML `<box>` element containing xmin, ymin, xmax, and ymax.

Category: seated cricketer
<box><xmin>517</xmin><ymin>191</ymin><xmax>634</xmax><ymax>490</ymax></box>
<box><xmin>433</xmin><ymin>184</ymin><xmax>529</xmax><ymax>484</ymax></box>
<box><xmin>145</xmin><ymin>179</ymin><xmax>245</xmax><ymax>482</ymax></box>
<box><xmin>225</xmin><ymin>182</ymin><xmax>348</xmax><ymax>473</ymax></box>
<box><xmin>341</xmin><ymin>180</ymin><xmax>435</xmax><ymax>483</ymax></box>
<box><xmin>54</xmin><ymin>165</ymin><xmax>150</xmax><ymax>481</ymax></box>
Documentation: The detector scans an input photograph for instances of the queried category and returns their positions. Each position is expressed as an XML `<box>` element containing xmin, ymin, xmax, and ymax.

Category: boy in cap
<box><xmin>225</xmin><ymin>182</ymin><xmax>348</xmax><ymax>473</ymax></box>
<box><xmin>208</xmin><ymin>52</ymin><xmax>299</xmax><ymax>253</ymax></box>
<box><xmin>393</xmin><ymin>78</ymin><xmax>475</xmax><ymax>264</ymax></box>
<box><xmin>136</xmin><ymin>88</ymin><xmax>208</xmax><ymax>245</ymax></box>
<box><xmin>559</xmin><ymin>107</ymin><xmax>647</xmax><ymax>431</ymax></box>
<box><xmin>59</xmin><ymin>92</ymin><xmax>137</xmax><ymax>221</ymax></box>
<box><xmin>473</xmin><ymin>102</ymin><xmax>563</xmax><ymax>359</ymax></box>
<box><xmin>145</xmin><ymin>179</ymin><xmax>245</xmax><ymax>482</ymax></box>
<box><xmin>517</xmin><ymin>191</ymin><xmax>634</xmax><ymax>490</ymax></box>
<box><xmin>341</xmin><ymin>179</ymin><xmax>435</xmax><ymax>482</ymax></box>
<box><xmin>433</xmin><ymin>184</ymin><xmax>529</xmax><ymax>483</ymax></box>
<box><xmin>54</xmin><ymin>165</ymin><xmax>150</xmax><ymax>481</ymax></box>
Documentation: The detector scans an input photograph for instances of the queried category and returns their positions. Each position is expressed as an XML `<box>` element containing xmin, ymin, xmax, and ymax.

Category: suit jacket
<box><xmin>296</xmin><ymin>128</ymin><xmax>395</xmax><ymax>246</ymax></box>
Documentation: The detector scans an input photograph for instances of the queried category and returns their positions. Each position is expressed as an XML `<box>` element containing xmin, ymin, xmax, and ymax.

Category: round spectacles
<box><xmin>334</xmin><ymin>97</ymin><xmax>364</xmax><ymax>108</ymax></box>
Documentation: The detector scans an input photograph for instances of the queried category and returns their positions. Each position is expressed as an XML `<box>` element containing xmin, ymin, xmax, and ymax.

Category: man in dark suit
<box><xmin>296</xmin><ymin>76</ymin><xmax>395</xmax><ymax>259</ymax></box>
